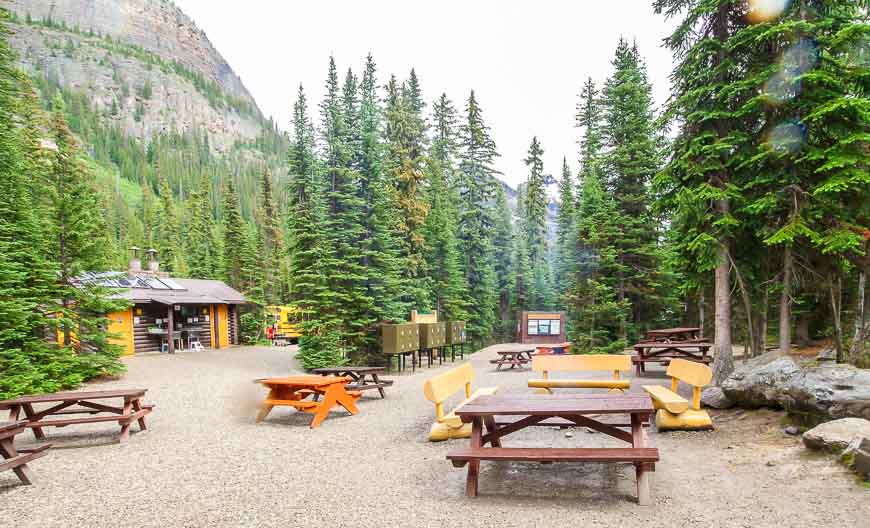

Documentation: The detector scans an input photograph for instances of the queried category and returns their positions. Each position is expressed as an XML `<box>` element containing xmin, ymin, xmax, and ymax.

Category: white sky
<box><xmin>174</xmin><ymin>0</ymin><xmax>678</xmax><ymax>188</ymax></box>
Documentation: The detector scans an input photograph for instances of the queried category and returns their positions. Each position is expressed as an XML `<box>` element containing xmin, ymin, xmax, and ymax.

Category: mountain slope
<box><xmin>6</xmin><ymin>0</ymin><xmax>269</xmax><ymax>152</ymax></box>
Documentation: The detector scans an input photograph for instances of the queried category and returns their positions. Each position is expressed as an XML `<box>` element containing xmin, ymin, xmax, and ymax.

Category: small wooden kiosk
<box><xmin>518</xmin><ymin>311</ymin><xmax>567</xmax><ymax>345</ymax></box>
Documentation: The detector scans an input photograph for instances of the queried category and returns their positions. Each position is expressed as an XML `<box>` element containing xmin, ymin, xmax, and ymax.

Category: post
<box><xmin>167</xmin><ymin>306</ymin><xmax>175</xmax><ymax>354</ymax></box>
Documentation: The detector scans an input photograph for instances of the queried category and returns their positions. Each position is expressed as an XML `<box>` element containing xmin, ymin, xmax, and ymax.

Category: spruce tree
<box><xmin>576</xmin><ymin>77</ymin><xmax>602</xmax><ymax>186</ymax></box>
<box><xmin>221</xmin><ymin>177</ymin><xmax>247</xmax><ymax>290</ymax></box>
<box><xmin>156</xmin><ymin>174</ymin><xmax>187</xmax><ymax>275</ymax></box>
<box><xmin>492</xmin><ymin>183</ymin><xmax>515</xmax><ymax>339</ymax></box>
<box><xmin>257</xmin><ymin>168</ymin><xmax>287</xmax><ymax>303</ymax></box>
<box><xmin>522</xmin><ymin>136</ymin><xmax>554</xmax><ymax>309</ymax></box>
<box><xmin>186</xmin><ymin>173</ymin><xmax>218</xmax><ymax>279</ymax></box>
<box><xmin>555</xmin><ymin>157</ymin><xmax>575</xmax><ymax>297</ymax></box>
<box><xmin>287</xmin><ymin>84</ymin><xmax>342</xmax><ymax>369</ymax></box>
<box><xmin>457</xmin><ymin>91</ymin><xmax>500</xmax><ymax>341</ymax></box>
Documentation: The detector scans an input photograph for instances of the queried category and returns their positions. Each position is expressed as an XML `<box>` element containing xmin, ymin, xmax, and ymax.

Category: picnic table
<box><xmin>445</xmin><ymin>393</ymin><xmax>658</xmax><ymax>505</ymax></box>
<box><xmin>0</xmin><ymin>389</ymin><xmax>154</xmax><ymax>443</ymax></box>
<box><xmin>489</xmin><ymin>349</ymin><xmax>535</xmax><ymax>370</ymax></box>
<box><xmin>642</xmin><ymin>327</ymin><xmax>701</xmax><ymax>343</ymax></box>
<box><xmin>632</xmin><ymin>341</ymin><xmax>713</xmax><ymax>376</ymax></box>
<box><xmin>533</xmin><ymin>342</ymin><xmax>571</xmax><ymax>355</ymax></box>
<box><xmin>312</xmin><ymin>367</ymin><xmax>393</xmax><ymax>399</ymax></box>
<box><xmin>256</xmin><ymin>376</ymin><xmax>361</xmax><ymax>428</ymax></box>
<box><xmin>0</xmin><ymin>421</ymin><xmax>51</xmax><ymax>485</ymax></box>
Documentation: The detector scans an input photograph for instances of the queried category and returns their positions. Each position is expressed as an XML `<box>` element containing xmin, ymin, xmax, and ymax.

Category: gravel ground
<box><xmin>1</xmin><ymin>344</ymin><xmax>867</xmax><ymax>528</ymax></box>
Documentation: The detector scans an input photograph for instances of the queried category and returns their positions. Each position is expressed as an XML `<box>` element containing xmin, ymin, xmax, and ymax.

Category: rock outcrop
<box><xmin>6</xmin><ymin>0</ymin><xmax>266</xmax><ymax>151</ymax></box>
<box><xmin>720</xmin><ymin>351</ymin><xmax>870</xmax><ymax>422</ymax></box>
<box><xmin>802</xmin><ymin>418</ymin><xmax>870</xmax><ymax>452</ymax></box>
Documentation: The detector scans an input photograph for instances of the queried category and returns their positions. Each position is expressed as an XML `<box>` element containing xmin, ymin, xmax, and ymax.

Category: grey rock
<box><xmin>720</xmin><ymin>351</ymin><xmax>870</xmax><ymax>421</ymax></box>
<box><xmin>815</xmin><ymin>348</ymin><xmax>836</xmax><ymax>362</ymax></box>
<box><xmin>784</xmin><ymin>426</ymin><xmax>800</xmax><ymax>436</ymax></box>
<box><xmin>852</xmin><ymin>438</ymin><xmax>870</xmax><ymax>477</ymax></box>
<box><xmin>701</xmin><ymin>386</ymin><xmax>733</xmax><ymax>409</ymax></box>
<box><xmin>802</xmin><ymin>418</ymin><xmax>870</xmax><ymax>452</ymax></box>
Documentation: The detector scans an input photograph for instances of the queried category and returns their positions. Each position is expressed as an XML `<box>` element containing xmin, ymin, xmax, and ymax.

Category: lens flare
<box><xmin>846</xmin><ymin>36</ymin><xmax>870</xmax><ymax>68</ymax></box>
<box><xmin>747</xmin><ymin>0</ymin><xmax>790</xmax><ymax>24</ymax></box>
<box><xmin>764</xmin><ymin>71</ymin><xmax>798</xmax><ymax>104</ymax></box>
<box><xmin>764</xmin><ymin>40</ymin><xmax>817</xmax><ymax>105</ymax></box>
<box><xmin>767</xmin><ymin>121</ymin><xmax>805</xmax><ymax>154</ymax></box>
<box><xmin>782</xmin><ymin>39</ymin><xmax>819</xmax><ymax>75</ymax></box>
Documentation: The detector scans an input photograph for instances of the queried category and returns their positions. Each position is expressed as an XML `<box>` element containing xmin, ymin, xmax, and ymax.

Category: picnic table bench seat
<box><xmin>528</xmin><ymin>354</ymin><xmax>632</xmax><ymax>394</ymax></box>
<box><xmin>423</xmin><ymin>363</ymin><xmax>498</xmax><ymax>441</ymax></box>
<box><xmin>312</xmin><ymin>367</ymin><xmax>393</xmax><ymax>399</ymax></box>
<box><xmin>0</xmin><ymin>421</ymin><xmax>51</xmax><ymax>485</ymax></box>
<box><xmin>448</xmin><ymin>447</ymin><xmax>659</xmax><ymax>466</ymax></box>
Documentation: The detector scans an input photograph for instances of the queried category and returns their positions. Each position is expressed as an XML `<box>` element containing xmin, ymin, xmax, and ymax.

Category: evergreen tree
<box><xmin>492</xmin><ymin>183</ymin><xmax>515</xmax><ymax>339</ymax></box>
<box><xmin>458</xmin><ymin>91</ymin><xmax>500</xmax><ymax>341</ymax></box>
<box><xmin>287</xmin><ymin>84</ymin><xmax>342</xmax><ymax>369</ymax></box>
<box><xmin>576</xmin><ymin>77</ymin><xmax>602</xmax><ymax>185</ymax></box>
<box><xmin>257</xmin><ymin>168</ymin><xmax>287</xmax><ymax>303</ymax></box>
<box><xmin>47</xmin><ymin>103</ymin><xmax>125</xmax><ymax>377</ymax></box>
<box><xmin>385</xmin><ymin>74</ymin><xmax>430</xmax><ymax>306</ymax></box>
<box><xmin>221</xmin><ymin>177</ymin><xmax>247</xmax><ymax>290</ymax></box>
<box><xmin>555</xmin><ymin>157</ymin><xmax>575</xmax><ymax>296</ymax></box>
<box><xmin>0</xmin><ymin>12</ymin><xmax>82</xmax><ymax>398</ymax></box>
<box><xmin>522</xmin><ymin>136</ymin><xmax>554</xmax><ymax>309</ymax></box>
<box><xmin>186</xmin><ymin>173</ymin><xmax>218</xmax><ymax>278</ymax></box>
<box><xmin>156</xmin><ymin>174</ymin><xmax>187</xmax><ymax>275</ymax></box>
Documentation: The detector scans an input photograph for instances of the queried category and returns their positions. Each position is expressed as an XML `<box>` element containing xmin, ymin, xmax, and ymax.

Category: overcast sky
<box><xmin>174</xmin><ymin>0</ymin><xmax>678</xmax><ymax>188</ymax></box>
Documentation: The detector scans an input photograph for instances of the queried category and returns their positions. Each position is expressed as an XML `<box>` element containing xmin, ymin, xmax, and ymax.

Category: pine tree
<box><xmin>492</xmin><ymin>183</ymin><xmax>515</xmax><ymax>339</ymax></box>
<box><xmin>522</xmin><ymin>136</ymin><xmax>553</xmax><ymax>309</ymax></box>
<box><xmin>576</xmin><ymin>77</ymin><xmax>602</xmax><ymax>185</ymax></box>
<box><xmin>221</xmin><ymin>177</ymin><xmax>247</xmax><ymax>290</ymax></box>
<box><xmin>385</xmin><ymin>74</ymin><xmax>430</xmax><ymax>307</ymax></box>
<box><xmin>458</xmin><ymin>91</ymin><xmax>500</xmax><ymax>341</ymax></box>
<box><xmin>555</xmin><ymin>157</ymin><xmax>575</xmax><ymax>297</ymax></box>
<box><xmin>599</xmin><ymin>39</ymin><xmax>664</xmax><ymax>340</ymax></box>
<box><xmin>47</xmin><ymin>103</ymin><xmax>125</xmax><ymax>377</ymax></box>
<box><xmin>257</xmin><ymin>168</ymin><xmax>287</xmax><ymax>303</ymax></box>
<box><xmin>0</xmin><ymin>12</ymin><xmax>82</xmax><ymax>397</ymax></box>
<box><xmin>156</xmin><ymin>174</ymin><xmax>187</xmax><ymax>275</ymax></box>
<box><xmin>186</xmin><ymin>173</ymin><xmax>218</xmax><ymax>278</ymax></box>
<box><xmin>356</xmin><ymin>55</ymin><xmax>409</xmax><ymax>333</ymax></box>
<box><xmin>287</xmin><ymin>84</ymin><xmax>342</xmax><ymax>369</ymax></box>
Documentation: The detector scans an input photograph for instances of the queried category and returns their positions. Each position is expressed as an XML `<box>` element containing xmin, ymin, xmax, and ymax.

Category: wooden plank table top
<box><xmin>645</xmin><ymin>327</ymin><xmax>700</xmax><ymax>336</ymax></box>
<box><xmin>311</xmin><ymin>367</ymin><xmax>393</xmax><ymax>399</ymax></box>
<box><xmin>0</xmin><ymin>389</ymin><xmax>153</xmax><ymax>443</ymax></box>
<box><xmin>0</xmin><ymin>389</ymin><xmax>148</xmax><ymax>408</ymax></box>
<box><xmin>256</xmin><ymin>376</ymin><xmax>361</xmax><ymax>428</ymax></box>
<box><xmin>447</xmin><ymin>393</ymin><xmax>658</xmax><ymax>504</ymax></box>
<box><xmin>456</xmin><ymin>394</ymin><xmax>654</xmax><ymax>418</ymax></box>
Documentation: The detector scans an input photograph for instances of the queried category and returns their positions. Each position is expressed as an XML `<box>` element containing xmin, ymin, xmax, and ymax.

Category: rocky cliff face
<box><xmin>6</xmin><ymin>0</ymin><xmax>267</xmax><ymax>151</ymax></box>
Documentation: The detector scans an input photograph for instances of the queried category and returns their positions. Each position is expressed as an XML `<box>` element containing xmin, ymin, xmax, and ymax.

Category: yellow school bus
<box><xmin>265</xmin><ymin>305</ymin><xmax>306</xmax><ymax>343</ymax></box>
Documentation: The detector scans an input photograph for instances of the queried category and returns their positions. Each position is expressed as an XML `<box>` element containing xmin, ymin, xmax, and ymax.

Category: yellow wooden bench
<box><xmin>642</xmin><ymin>358</ymin><xmax>713</xmax><ymax>430</ymax></box>
<box><xmin>527</xmin><ymin>354</ymin><xmax>632</xmax><ymax>394</ymax></box>
<box><xmin>423</xmin><ymin>363</ymin><xmax>498</xmax><ymax>441</ymax></box>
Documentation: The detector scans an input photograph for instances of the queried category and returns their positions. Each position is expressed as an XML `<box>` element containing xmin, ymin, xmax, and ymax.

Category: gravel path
<box><xmin>1</xmin><ymin>344</ymin><xmax>866</xmax><ymax>527</ymax></box>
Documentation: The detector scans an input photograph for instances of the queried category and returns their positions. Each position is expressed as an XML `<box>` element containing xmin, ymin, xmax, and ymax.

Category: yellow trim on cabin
<box><xmin>217</xmin><ymin>304</ymin><xmax>229</xmax><ymax>349</ymax></box>
<box><xmin>107</xmin><ymin>308</ymin><xmax>135</xmax><ymax>356</ymax></box>
<box><xmin>528</xmin><ymin>312</ymin><xmax>561</xmax><ymax>320</ymax></box>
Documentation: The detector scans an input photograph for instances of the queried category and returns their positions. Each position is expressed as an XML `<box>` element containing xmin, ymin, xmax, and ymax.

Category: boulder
<box><xmin>802</xmin><ymin>418</ymin><xmax>870</xmax><ymax>452</ymax></box>
<box><xmin>719</xmin><ymin>351</ymin><xmax>870</xmax><ymax>422</ymax></box>
<box><xmin>851</xmin><ymin>438</ymin><xmax>870</xmax><ymax>477</ymax></box>
<box><xmin>701</xmin><ymin>386</ymin><xmax>733</xmax><ymax>409</ymax></box>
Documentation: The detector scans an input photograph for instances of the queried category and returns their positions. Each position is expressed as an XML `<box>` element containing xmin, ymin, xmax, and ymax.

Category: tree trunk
<box><xmin>779</xmin><ymin>246</ymin><xmax>793</xmax><ymax>355</ymax></box>
<box><xmin>713</xmin><ymin>240</ymin><xmax>733</xmax><ymax>384</ymax></box>
<box><xmin>753</xmin><ymin>287</ymin><xmax>768</xmax><ymax>358</ymax></box>
<box><xmin>850</xmin><ymin>264</ymin><xmax>867</xmax><ymax>364</ymax></box>
<box><xmin>796</xmin><ymin>312</ymin><xmax>810</xmax><ymax>346</ymax></box>
<box><xmin>699</xmin><ymin>290</ymin><xmax>705</xmax><ymax>339</ymax></box>
<box><xmin>830</xmin><ymin>276</ymin><xmax>845</xmax><ymax>363</ymax></box>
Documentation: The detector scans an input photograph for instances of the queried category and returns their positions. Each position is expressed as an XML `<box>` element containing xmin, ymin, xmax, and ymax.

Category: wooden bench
<box><xmin>423</xmin><ymin>363</ymin><xmax>498</xmax><ymax>441</ymax></box>
<box><xmin>527</xmin><ymin>354</ymin><xmax>631</xmax><ymax>394</ymax></box>
<box><xmin>642</xmin><ymin>358</ymin><xmax>713</xmax><ymax>430</ymax></box>
<box><xmin>448</xmin><ymin>447</ymin><xmax>659</xmax><ymax>465</ymax></box>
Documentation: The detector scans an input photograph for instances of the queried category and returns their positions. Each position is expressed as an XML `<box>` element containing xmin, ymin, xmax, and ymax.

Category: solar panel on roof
<box><xmin>145</xmin><ymin>278</ymin><xmax>170</xmax><ymax>290</ymax></box>
<box><xmin>160</xmin><ymin>278</ymin><xmax>186</xmax><ymax>291</ymax></box>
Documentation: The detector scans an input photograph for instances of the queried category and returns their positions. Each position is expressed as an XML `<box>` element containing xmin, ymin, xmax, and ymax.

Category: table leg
<box><xmin>119</xmin><ymin>398</ymin><xmax>134</xmax><ymax>443</ymax></box>
<box><xmin>8</xmin><ymin>405</ymin><xmax>21</xmax><ymax>422</ymax></box>
<box><xmin>466</xmin><ymin>417</ymin><xmax>482</xmax><ymax>497</ymax></box>
<box><xmin>0</xmin><ymin>437</ymin><xmax>33</xmax><ymax>485</ymax></box>
<box><xmin>131</xmin><ymin>398</ymin><xmax>147</xmax><ymax>431</ymax></box>
<box><xmin>631</xmin><ymin>413</ymin><xmax>652</xmax><ymax>506</ymax></box>
<box><xmin>372</xmin><ymin>373</ymin><xmax>387</xmax><ymax>399</ymax></box>
<box><xmin>22</xmin><ymin>404</ymin><xmax>46</xmax><ymax>440</ymax></box>
<box><xmin>483</xmin><ymin>416</ymin><xmax>501</xmax><ymax>447</ymax></box>
<box><xmin>256</xmin><ymin>388</ymin><xmax>277</xmax><ymax>422</ymax></box>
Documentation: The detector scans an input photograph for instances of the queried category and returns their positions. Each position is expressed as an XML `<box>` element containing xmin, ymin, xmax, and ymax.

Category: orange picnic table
<box><xmin>255</xmin><ymin>376</ymin><xmax>361</xmax><ymax>429</ymax></box>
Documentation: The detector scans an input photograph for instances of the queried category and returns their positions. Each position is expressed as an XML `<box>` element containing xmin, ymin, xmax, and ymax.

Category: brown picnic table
<box><xmin>312</xmin><ymin>366</ymin><xmax>394</xmax><ymax>399</ymax></box>
<box><xmin>446</xmin><ymin>393</ymin><xmax>658</xmax><ymax>505</ymax></box>
<box><xmin>0</xmin><ymin>389</ymin><xmax>154</xmax><ymax>443</ymax></box>
<box><xmin>642</xmin><ymin>327</ymin><xmax>701</xmax><ymax>343</ymax></box>
<box><xmin>632</xmin><ymin>341</ymin><xmax>713</xmax><ymax>376</ymax></box>
<box><xmin>0</xmin><ymin>421</ymin><xmax>51</xmax><ymax>485</ymax></box>
<box><xmin>489</xmin><ymin>349</ymin><xmax>535</xmax><ymax>370</ymax></box>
